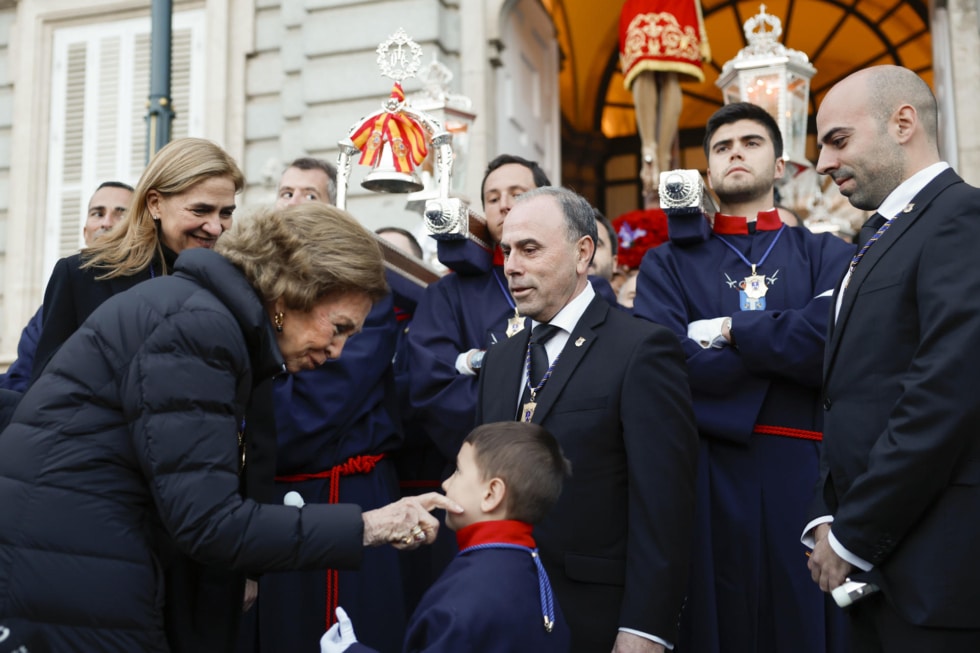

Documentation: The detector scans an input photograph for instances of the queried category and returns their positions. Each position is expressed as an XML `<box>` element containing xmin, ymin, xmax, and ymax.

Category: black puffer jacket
<box><xmin>0</xmin><ymin>249</ymin><xmax>365</xmax><ymax>652</ymax></box>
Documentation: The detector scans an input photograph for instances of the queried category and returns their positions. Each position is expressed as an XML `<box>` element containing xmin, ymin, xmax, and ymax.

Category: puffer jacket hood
<box><xmin>172</xmin><ymin>248</ymin><xmax>286</xmax><ymax>383</ymax></box>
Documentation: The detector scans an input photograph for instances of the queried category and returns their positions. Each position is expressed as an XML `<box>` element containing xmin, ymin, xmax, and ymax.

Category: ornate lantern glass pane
<box><xmin>740</xmin><ymin>69</ymin><xmax>784</xmax><ymax>120</ymax></box>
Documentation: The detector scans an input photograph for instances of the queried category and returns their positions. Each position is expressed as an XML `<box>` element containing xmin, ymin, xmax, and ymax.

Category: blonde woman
<box><xmin>32</xmin><ymin>137</ymin><xmax>242</xmax><ymax>379</ymax></box>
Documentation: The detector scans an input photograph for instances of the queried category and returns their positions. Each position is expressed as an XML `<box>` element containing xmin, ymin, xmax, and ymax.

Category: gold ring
<box><xmin>411</xmin><ymin>525</ymin><xmax>424</xmax><ymax>540</ymax></box>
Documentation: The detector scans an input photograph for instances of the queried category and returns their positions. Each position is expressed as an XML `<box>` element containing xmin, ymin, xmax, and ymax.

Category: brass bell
<box><xmin>361</xmin><ymin>141</ymin><xmax>424</xmax><ymax>193</ymax></box>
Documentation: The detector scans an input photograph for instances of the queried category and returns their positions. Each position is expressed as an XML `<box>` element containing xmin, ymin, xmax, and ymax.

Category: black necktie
<box><xmin>528</xmin><ymin>324</ymin><xmax>561</xmax><ymax>386</ymax></box>
<box><xmin>857</xmin><ymin>212</ymin><xmax>887</xmax><ymax>248</ymax></box>
<box><xmin>518</xmin><ymin>324</ymin><xmax>562</xmax><ymax>413</ymax></box>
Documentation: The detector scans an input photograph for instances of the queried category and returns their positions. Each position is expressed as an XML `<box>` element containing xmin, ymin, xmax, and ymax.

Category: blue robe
<box><xmin>406</xmin><ymin>267</ymin><xmax>515</xmax><ymax>461</ymax></box>
<box><xmin>0</xmin><ymin>306</ymin><xmax>42</xmax><ymax>393</ymax></box>
<box><xmin>348</xmin><ymin>521</ymin><xmax>571</xmax><ymax>653</ymax></box>
<box><xmin>401</xmin><ymin>267</ymin><xmax>516</xmax><ymax>609</ymax></box>
<box><xmin>246</xmin><ymin>294</ymin><xmax>406</xmax><ymax>653</ymax></box>
<box><xmin>633</xmin><ymin>215</ymin><xmax>853</xmax><ymax>653</ymax></box>
<box><xmin>389</xmin><ymin>288</ymin><xmax>456</xmax><ymax>616</ymax></box>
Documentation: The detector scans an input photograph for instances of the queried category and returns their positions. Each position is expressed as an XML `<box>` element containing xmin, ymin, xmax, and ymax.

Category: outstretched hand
<box><xmin>362</xmin><ymin>492</ymin><xmax>463</xmax><ymax>550</ymax></box>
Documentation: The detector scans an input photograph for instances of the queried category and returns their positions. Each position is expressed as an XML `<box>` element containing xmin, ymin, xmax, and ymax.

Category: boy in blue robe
<box><xmin>321</xmin><ymin>421</ymin><xmax>572</xmax><ymax>653</ymax></box>
<box><xmin>633</xmin><ymin>102</ymin><xmax>853</xmax><ymax>653</ymax></box>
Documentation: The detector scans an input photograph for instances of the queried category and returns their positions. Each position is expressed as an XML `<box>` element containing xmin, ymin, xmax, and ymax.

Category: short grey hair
<box><xmin>514</xmin><ymin>186</ymin><xmax>598</xmax><ymax>253</ymax></box>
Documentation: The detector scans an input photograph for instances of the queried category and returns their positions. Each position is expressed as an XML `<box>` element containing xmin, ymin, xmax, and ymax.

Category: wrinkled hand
<box><xmin>808</xmin><ymin>523</ymin><xmax>853</xmax><ymax>592</ymax></box>
<box><xmin>362</xmin><ymin>492</ymin><xmax>463</xmax><ymax>549</ymax></box>
<box><xmin>611</xmin><ymin>631</ymin><xmax>665</xmax><ymax>653</ymax></box>
<box><xmin>320</xmin><ymin>607</ymin><xmax>357</xmax><ymax>653</ymax></box>
<box><xmin>242</xmin><ymin>578</ymin><xmax>258</xmax><ymax>612</ymax></box>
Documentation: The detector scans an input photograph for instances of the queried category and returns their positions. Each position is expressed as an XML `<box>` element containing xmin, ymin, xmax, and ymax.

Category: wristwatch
<box><xmin>470</xmin><ymin>350</ymin><xmax>486</xmax><ymax>371</ymax></box>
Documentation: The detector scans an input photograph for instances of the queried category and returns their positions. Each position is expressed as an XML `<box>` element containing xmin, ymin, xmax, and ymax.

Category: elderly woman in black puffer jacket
<box><xmin>0</xmin><ymin>203</ymin><xmax>459</xmax><ymax>653</ymax></box>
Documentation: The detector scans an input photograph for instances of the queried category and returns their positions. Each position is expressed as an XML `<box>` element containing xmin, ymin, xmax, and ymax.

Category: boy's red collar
<box><xmin>455</xmin><ymin>519</ymin><xmax>536</xmax><ymax>550</ymax></box>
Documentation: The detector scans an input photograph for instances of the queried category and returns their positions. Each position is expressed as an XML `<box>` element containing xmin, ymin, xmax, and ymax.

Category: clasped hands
<box><xmin>361</xmin><ymin>491</ymin><xmax>463</xmax><ymax>550</ymax></box>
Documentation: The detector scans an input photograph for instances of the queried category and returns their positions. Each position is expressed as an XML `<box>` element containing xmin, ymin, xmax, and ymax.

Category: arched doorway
<box><xmin>546</xmin><ymin>0</ymin><xmax>932</xmax><ymax>219</ymax></box>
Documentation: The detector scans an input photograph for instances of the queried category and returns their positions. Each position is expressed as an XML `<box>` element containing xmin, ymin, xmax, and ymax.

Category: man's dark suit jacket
<box><xmin>477</xmin><ymin>294</ymin><xmax>698</xmax><ymax>650</ymax></box>
<box><xmin>813</xmin><ymin>168</ymin><xmax>980</xmax><ymax>628</ymax></box>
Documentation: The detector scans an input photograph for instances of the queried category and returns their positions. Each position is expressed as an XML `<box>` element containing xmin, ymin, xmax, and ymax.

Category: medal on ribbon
<box><xmin>739</xmin><ymin>265</ymin><xmax>769</xmax><ymax>310</ymax></box>
<box><xmin>507</xmin><ymin>310</ymin><xmax>525</xmax><ymax>338</ymax></box>
<box><xmin>716</xmin><ymin>226</ymin><xmax>786</xmax><ymax>312</ymax></box>
<box><xmin>521</xmin><ymin>400</ymin><xmax>537</xmax><ymax>423</ymax></box>
<box><xmin>494</xmin><ymin>269</ymin><xmax>524</xmax><ymax>338</ymax></box>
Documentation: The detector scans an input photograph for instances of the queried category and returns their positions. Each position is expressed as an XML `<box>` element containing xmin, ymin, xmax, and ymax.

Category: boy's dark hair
<box><xmin>464</xmin><ymin>421</ymin><xmax>571</xmax><ymax>524</ymax></box>
<box><xmin>480</xmin><ymin>154</ymin><xmax>551</xmax><ymax>208</ymax></box>
<box><xmin>703</xmin><ymin>102</ymin><xmax>784</xmax><ymax>162</ymax></box>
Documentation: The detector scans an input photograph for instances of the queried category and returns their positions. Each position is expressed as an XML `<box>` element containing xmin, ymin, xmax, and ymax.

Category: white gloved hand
<box><xmin>687</xmin><ymin>316</ymin><xmax>730</xmax><ymax>349</ymax></box>
<box><xmin>320</xmin><ymin>606</ymin><xmax>358</xmax><ymax>653</ymax></box>
<box><xmin>284</xmin><ymin>491</ymin><xmax>305</xmax><ymax>508</ymax></box>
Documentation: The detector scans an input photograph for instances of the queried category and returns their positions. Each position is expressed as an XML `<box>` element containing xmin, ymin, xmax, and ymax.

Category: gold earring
<box><xmin>274</xmin><ymin>311</ymin><xmax>284</xmax><ymax>332</ymax></box>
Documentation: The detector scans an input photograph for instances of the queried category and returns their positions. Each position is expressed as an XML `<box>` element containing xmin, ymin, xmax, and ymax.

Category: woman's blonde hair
<box><xmin>215</xmin><ymin>203</ymin><xmax>388</xmax><ymax>311</ymax></box>
<box><xmin>82</xmin><ymin>138</ymin><xmax>244</xmax><ymax>279</ymax></box>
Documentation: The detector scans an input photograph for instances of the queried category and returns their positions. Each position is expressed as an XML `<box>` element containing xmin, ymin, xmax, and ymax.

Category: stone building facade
<box><xmin>0</xmin><ymin>0</ymin><xmax>977</xmax><ymax>365</ymax></box>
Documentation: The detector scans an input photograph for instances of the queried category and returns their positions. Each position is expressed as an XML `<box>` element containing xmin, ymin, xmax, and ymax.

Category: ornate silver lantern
<box><xmin>715</xmin><ymin>5</ymin><xmax>816</xmax><ymax>169</ymax></box>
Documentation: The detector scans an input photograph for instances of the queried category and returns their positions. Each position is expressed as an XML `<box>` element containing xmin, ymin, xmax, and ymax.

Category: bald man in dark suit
<box><xmin>806</xmin><ymin>65</ymin><xmax>980</xmax><ymax>652</ymax></box>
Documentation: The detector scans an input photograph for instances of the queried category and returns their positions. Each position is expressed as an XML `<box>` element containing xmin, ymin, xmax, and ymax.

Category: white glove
<box><xmin>284</xmin><ymin>491</ymin><xmax>305</xmax><ymax>508</ymax></box>
<box><xmin>320</xmin><ymin>607</ymin><xmax>358</xmax><ymax>653</ymax></box>
<box><xmin>687</xmin><ymin>317</ymin><xmax>730</xmax><ymax>349</ymax></box>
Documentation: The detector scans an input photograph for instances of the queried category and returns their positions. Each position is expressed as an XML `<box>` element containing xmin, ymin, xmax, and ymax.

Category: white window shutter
<box><xmin>56</xmin><ymin>43</ymin><xmax>87</xmax><ymax>258</ymax></box>
<box><xmin>45</xmin><ymin>10</ymin><xmax>205</xmax><ymax>280</ymax></box>
<box><xmin>129</xmin><ymin>31</ymin><xmax>151</xmax><ymax>175</ymax></box>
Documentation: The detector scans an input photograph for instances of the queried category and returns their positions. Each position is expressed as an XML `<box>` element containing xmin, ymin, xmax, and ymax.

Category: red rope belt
<box><xmin>753</xmin><ymin>424</ymin><xmax>823</xmax><ymax>441</ymax></box>
<box><xmin>275</xmin><ymin>453</ymin><xmax>385</xmax><ymax>629</ymax></box>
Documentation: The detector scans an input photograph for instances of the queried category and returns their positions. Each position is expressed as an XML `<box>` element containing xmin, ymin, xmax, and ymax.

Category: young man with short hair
<box><xmin>634</xmin><ymin>102</ymin><xmax>853</xmax><ymax>652</ymax></box>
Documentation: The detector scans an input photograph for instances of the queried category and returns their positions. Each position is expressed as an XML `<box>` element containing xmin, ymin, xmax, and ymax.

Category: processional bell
<box><xmin>341</xmin><ymin>31</ymin><xmax>430</xmax><ymax>197</ymax></box>
<box><xmin>361</xmin><ymin>139</ymin><xmax>424</xmax><ymax>193</ymax></box>
<box><xmin>336</xmin><ymin>27</ymin><xmax>472</xmax><ymax>239</ymax></box>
